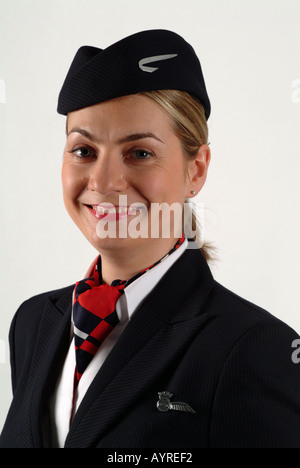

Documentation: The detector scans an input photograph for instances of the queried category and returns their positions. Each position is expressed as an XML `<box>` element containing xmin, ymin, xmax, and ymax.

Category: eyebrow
<box><xmin>67</xmin><ymin>127</ymin><xmax>165</xmax><ymax>145</ymax></box>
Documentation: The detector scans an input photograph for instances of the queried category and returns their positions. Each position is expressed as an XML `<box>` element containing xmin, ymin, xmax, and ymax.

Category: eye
<box><xmin>132</xmin><ymin>149</ymin><xmax>153</xmax><ymax>160</ymax></box>
<box><xmin>68</xmin><ymin>146</ymin><xmax>95</xmax><ymax>158</ymax></box>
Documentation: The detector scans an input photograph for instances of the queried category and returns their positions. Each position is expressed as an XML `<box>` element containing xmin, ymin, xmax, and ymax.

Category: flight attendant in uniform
<box><xmin>1</xmin><ymin>30</ymin><xmax>300</xmax><ymax>448</ymax></box>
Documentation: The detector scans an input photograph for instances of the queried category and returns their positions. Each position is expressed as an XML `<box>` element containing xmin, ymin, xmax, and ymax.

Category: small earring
<box><xmin>190</xmin><ymin>190</ymin><xmax>195</xmax><ymax>195</ymax></box>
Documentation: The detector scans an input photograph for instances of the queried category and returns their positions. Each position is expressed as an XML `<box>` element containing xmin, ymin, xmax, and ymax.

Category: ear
<box><xmin>185</xmin><ymin>144</ymin><xmax>211</xmax><ymax>198</ymax></box>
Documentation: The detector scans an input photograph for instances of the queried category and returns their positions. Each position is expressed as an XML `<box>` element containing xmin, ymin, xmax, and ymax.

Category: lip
<box><xmin>85</xmin><ymin>204</ymin><xmax>144</xmax><ymax>221</ymax></box>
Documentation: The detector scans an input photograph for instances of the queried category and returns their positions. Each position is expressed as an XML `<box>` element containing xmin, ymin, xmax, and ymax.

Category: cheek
<box><xmin>141</xmin><ymin>164</ymin><xmax>187</xmax><ymax>204</ymax></box>
<box><xmin>61</xmin><ymin>162</ymin><xmax>85</xmax><ymax>205</ymax></box>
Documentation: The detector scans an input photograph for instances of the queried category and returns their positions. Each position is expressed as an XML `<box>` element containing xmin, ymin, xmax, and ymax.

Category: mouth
<box><xmin>84</xmin><ymin>204</ymin><xmax>145</xmax><ymax>220</ymax></box>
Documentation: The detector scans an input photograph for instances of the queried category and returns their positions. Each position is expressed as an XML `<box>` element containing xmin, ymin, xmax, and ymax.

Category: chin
<box><xmin>88</xmin><ymin>233</ymin><xmax>141</xmax><ymax>252</ymax></box>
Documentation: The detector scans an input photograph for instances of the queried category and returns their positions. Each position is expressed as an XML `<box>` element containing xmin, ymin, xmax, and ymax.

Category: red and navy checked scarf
<box><xmin>72</xmin><ymin>234</ymin><xmax>185</xmax><ymax>387</ymax></box>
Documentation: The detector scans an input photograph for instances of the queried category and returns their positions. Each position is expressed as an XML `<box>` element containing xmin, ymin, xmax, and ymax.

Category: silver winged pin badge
<box><xmin>157</xmin><ymin>392</ymin><xmax>196</xmax><ymax>414</ymax></box>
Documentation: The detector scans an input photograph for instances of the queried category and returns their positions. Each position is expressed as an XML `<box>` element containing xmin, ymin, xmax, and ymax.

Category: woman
<box><xmin>1</xmin><ymin>29</ymin><xmax>299</xmax><ymax>448</ymax></box>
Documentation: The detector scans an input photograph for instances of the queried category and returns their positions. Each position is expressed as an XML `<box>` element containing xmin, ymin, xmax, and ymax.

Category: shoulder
<box><xmin>10</xmin><ymin>284</ymin><xmax>75</xmax><ymax>339</ymax></box>
<box><xmin>182</xmin><ymin>245</ymin><xmax>297</xmax><ymax>338</ymax></box>
<box><xmin>211</xmin><ymin>279</ymin><xmax>299</xmax><ymax>353</ymax></box>
<box><xmin>208</xmin><ymin>279</ymin><xmax>298</xmax><ymax>339</ymax></box>
<box><xmin>8</xmin><ymin>284</ymin><xmax>75</xmax><ymax>391</ymax></box>
<box><xmin>204</xmin><ymin>281</ymin><xmax>300</xmax><ymax>412</ymax></box>
<box><xmin>206</xmin><ymin>283</ymin><xmax>300</xmax><ymax>447</ymax></box>
<box><xmin>18</xmin><ymin>284</ymin><xmax>75</xmax><ymax>309</ymax></box>
<box><xmin>189</xmin><ymin>278</ymin><xmax>300</xmax><ymax>381</ymax></box>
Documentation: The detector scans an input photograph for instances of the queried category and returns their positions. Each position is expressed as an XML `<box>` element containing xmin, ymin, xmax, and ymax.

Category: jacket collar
<box><xmin>121</xmin><ymin>237</ymin><xmax>189</xmax><ymax>321</ymax></box>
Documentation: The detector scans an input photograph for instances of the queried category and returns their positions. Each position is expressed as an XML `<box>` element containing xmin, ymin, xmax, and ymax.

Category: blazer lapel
<box><xmin>27</xmin><ymin>288</ymin><xmax>73</xmax><ymax>447</ymax></box>
<box><xmin>65</xmin><ymin>247</ymin><xmax>214</xmax><ymax>448</ymax></box>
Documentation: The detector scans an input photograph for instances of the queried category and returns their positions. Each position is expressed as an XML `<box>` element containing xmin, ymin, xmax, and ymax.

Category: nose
<box><xmin>87</xmin><ymin>152</ymin><xmax>128</xmax><ymax>195</ymax></box>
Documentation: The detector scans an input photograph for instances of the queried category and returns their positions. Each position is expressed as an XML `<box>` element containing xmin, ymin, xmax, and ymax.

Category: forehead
<box><xmin>66</xmin><ymin>94</ymin><xmax>172</xmax><ymax>137</ymax></box>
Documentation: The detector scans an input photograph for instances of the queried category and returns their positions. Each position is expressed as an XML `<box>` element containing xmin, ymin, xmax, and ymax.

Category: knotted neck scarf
<box><xmin>72</xmin><ymin>235</ymin><xmax>185</xmax><ymax>386</ymax></box>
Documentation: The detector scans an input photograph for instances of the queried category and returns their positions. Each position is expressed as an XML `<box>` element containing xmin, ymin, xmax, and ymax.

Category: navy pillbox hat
<box><xmin>57</xmin><ymin>29</ymin><xmax>211</xmax><ymax>120</ymax></box>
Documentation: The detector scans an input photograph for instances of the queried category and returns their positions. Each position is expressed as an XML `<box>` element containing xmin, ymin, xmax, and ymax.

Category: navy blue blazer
<box><xmin>1</xmin><ymin>246</ymin><xmax>300</xmax><ymax>448</ymax></box>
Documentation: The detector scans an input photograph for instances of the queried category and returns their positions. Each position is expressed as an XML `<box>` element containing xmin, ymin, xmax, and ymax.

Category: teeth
<box><xmin>94</xmin><ymin>206</ymin><xmax>129</xmax><ymax>214</ymax></box>
<box><xmin>95</xmin><ymin>206</ymin><xmax>118</xmax><ymax>215</ymax></box>
<box><xmin>91</xmin><ymin>205</ymin><xmax>144</xmax><ymax>215</ymax></box>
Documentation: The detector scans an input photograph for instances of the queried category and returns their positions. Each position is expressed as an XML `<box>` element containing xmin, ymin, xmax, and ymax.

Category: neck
<box><xmin>99</xmin><ymin>236</ymin><xmax>180</xmax><ymax>285</ymax></box>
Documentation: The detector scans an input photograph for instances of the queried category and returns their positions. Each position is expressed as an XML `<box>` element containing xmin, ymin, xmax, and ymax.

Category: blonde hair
<box><xmin>140</xmin><ymin>90</ymin><xmax>214</xmax><ymax>262</ymax></box>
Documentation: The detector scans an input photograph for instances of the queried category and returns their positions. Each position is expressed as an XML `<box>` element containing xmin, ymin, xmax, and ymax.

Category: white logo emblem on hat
<box><xmin>138</xmin><ymin>54</ymin><xmax>178</xmax><ymax>73</ymax></box>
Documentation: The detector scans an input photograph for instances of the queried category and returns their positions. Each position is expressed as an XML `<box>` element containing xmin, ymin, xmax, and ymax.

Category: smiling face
<box><xmin>62</xmin><ymin>94</ymin><xmax>208</xmax><ymax>258</ymax></box>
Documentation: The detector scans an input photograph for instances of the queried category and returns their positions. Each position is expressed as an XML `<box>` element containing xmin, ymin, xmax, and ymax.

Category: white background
<box><xmin>0</xmin><ymin>0</ymin><xmax>299</xmax><ymax>431</ymax></box>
